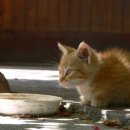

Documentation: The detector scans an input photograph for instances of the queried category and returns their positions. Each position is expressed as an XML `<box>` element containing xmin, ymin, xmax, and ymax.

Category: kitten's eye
<box><xmin>65</xmin><ymin>69</ymin><xmax>72</xmax><ymax>76</ymax></box>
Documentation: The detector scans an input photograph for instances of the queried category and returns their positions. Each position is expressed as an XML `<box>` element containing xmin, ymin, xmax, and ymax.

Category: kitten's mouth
<box><xmin>58</xmin><ymin>79</ymin><xmax>75</xmax><ymax>88</ymax></box>
<box><xmin>62</xmin><ymin>85</ymin><xmax>74</xmax><ymax>89</ymax></box>
<box><xmin>60</xmin><ymin>82</ymin><xmax>69</xmax><ymax>87</ymax></box>
<box><xmin>60</xmin><ymin>82</ymin><xmax>74</xmax><ymax>89</ymax></box>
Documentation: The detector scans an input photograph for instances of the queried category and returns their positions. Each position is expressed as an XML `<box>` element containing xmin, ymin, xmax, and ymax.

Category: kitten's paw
<box><xmin>81</xmin><ymin>100</ymin><xmax>91</xmax><ymax>106</ymax></box>
<box><xmin>91</xmin><ymin>99</ymin><xmax>107</xmax><ymax>108</ymax></box>
<box><xmin>80</xmin><ymin>96</ymin><xmax>90</xmax><ymax>106</ymax></box>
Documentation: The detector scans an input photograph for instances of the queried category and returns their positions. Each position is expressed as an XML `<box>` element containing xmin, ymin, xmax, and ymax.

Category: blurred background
<box><xmin>0</xmin><ymin>0</ymin><xmax>130</xmax><ymax>65</ymax></box>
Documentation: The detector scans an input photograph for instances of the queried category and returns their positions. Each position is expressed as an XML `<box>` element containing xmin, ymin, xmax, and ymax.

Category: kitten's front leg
<box><xmin>91</xmin><ymin>97</ymin><xmax>108</xmax><ymax>108</ymax></box>
<box><xmin>80</xmin><ymin>96</ymin><xmax>91</xmax><ymax>106</ymax></box>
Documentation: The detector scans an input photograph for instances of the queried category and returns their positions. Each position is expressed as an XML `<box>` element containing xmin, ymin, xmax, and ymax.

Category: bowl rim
<box><xmin>0</xmin><ymin>93</ymin><xmax>63</xmax><ymax>102</ymax></box>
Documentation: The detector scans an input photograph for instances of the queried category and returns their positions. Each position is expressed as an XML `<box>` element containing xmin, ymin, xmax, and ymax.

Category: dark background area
<box><xmin>0</xmin><ymin>0</ymin><xmax>130</xmax><ymax>64</ymax></box>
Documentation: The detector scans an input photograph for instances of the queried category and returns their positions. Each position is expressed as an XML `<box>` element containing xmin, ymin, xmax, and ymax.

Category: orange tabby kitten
<box><xmin>58</xmin><ymin>41</ymin><xmax>130</xmax><ymax>107</ymax></box>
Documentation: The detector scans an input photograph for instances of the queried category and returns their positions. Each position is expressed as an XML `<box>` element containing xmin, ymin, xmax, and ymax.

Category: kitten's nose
<box><xmin>59</xmin><ymin>77</ymin><xmax>64</xmax><ymax>83</ymax></box>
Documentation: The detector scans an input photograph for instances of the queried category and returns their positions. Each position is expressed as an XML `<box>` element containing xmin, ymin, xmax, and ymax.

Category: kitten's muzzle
<box><xmin>59</xmin><ymin>77</ymin><xmax>65</xmax><ymax>83</ymax></box>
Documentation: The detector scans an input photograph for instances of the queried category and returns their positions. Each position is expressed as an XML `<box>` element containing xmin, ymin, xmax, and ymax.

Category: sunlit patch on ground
<box><xmin>0</xmin><ymin>68</ymin><xmax>59</xmax><ymax>81</ymax></box>
<box><xmin>0</xmin><ymin>116</ymin><xmax>96</xmax><ymax>130</ymax></box>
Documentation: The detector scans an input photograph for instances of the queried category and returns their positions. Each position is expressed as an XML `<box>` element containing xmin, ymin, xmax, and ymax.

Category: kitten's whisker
<box><xmin>56</xmin><ymin>81</ymin><xmax>63</xmax><ymax>89</ymax></box>
<box><xmin>55</xmin><ymin>83</ymin><xmax>60</xmax><ymax>89</ymax></box>
<box><xmin>55</xmin><ymin>84</ymin><xmax>63</xmax><ymax>94</ymax></box>
<box><xmin>48</xmin><ymin>61</ymin><xmax>58</xmax><ymax>65</ymax></box>
<box><xmin>47</xmin><ymin>60</ymin><xmax>59</xmax><ymax>68</ymax></box>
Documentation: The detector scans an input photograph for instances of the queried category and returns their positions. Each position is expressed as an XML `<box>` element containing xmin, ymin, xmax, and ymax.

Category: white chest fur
<box><xmin>76</xmin><ymin>81</ymin><xmax>92</xmax><ymax>104</ymax></box>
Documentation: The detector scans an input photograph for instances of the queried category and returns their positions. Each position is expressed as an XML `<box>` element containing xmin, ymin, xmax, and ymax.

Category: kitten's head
<box><xmin>58</xmin><ymin>41</ymin><xmax>100</xmax><ymax>88</ymax></box>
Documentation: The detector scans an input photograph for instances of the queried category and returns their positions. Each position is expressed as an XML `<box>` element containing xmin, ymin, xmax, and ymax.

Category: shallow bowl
<box><xmin>0</xmin><ymin>93</ymin><xmax>62</xmax><ymax>115</ymax></box>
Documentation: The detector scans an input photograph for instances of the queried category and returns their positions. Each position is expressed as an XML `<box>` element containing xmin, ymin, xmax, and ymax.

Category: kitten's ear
<box><xmin>58</xmin><ymin>42</ymin><xmax>74</xmax><ymax>54</ymax></box>
<box><xmin>58</xmin><ymin>43</ymin><xmax>67</xmax><ymax>53</ymax></box>
<box><xmin>77</xmin><ymin>41</ymin><xmax>91</xmax><ymax>64</ymax></box>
